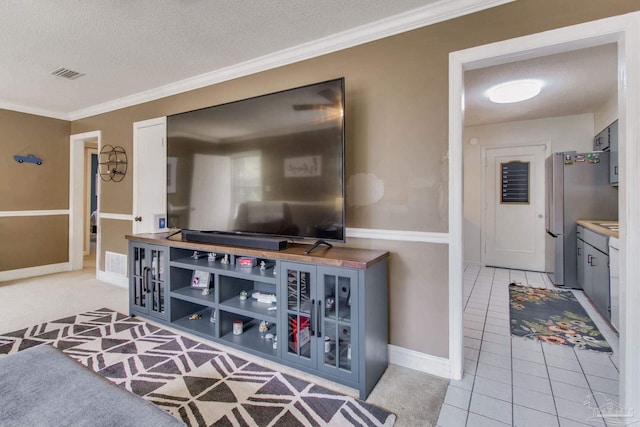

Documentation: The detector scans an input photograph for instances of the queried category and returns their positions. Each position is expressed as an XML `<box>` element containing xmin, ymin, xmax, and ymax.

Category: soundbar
<box><xmin>183</xmin><ymin>231</ymin><xmax>288</xmax><ymax>251</ymax></box>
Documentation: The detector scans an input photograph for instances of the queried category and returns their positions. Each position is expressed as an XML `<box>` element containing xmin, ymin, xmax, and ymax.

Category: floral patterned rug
<box><xmin>509</xmin><ymin>284</ymin><xmax>612</xmax><ymax>353</ymax></box>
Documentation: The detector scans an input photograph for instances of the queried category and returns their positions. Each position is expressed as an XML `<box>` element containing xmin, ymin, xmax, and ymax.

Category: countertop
<box><xmin>577</xmin><ymin>220</ymin><xmax>619</xmax><ymax>239</ymax></box>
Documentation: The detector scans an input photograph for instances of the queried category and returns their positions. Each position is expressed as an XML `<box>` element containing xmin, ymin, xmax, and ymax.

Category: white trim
<box><xmin>618</xmin><ymin>15</ymin><xmax>640</xmax><ymax>416</ymax></box>
<box><xmin>0</xmin><ymin>263</ymin><xmax>70</xmax><ymax>282</ymax></box>
<box><xmin>0</xmin><ymin>210</ymin><xmax>69</xmax><ymax>217</ymax></box>
<box><xmin>388</xmin><ymin>344</ymin><xmax>450</xmax><ymax>379</ymax></box>
<box><xmin>448</xmin><ymin>49</ymin><xmax>465</xmax><ymax>381</ymax></box>
<box><xmin>99</xmin><ymin>212</ymin><xmax>135</xmax><ymax>221</ymax></box>
<box><xmin>97</xmin><ymin>270</ymin><xmax>129</xmax><ymax>288</ymax></box>
<box><xmin>0</xmin><ymin>100</ymin><xmax>68</xmax><ymax>121</ymax></box>
<box><xmin>69</xmin><ymin>131</ymin><xmax>102</xmax><ymax>272</ymax></box>
<box><xmin>449</xmin><ymin>12</ymin><xmax>640</xmax><ymax>410</ymax></box>
<box><xmin>66</xmin><ymin>0</ymin><xmax>514</xmax><ymax>121</ymax></box>
<box><xmin>346</xmin><ymin>227</ymin><xmax>449</xmax><ymax>244</ymax></box>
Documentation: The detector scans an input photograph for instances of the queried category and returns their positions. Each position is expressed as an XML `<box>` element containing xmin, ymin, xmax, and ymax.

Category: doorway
<box><xmin>69</xmin><ymin>130</ymin><xmax>102</xmax><ymax>274</ymax></box>
<box><xmin>83</xmin><ymin>146</ymin><xmax>98</xmax><ymax>270</ymax></box>
<box><xmin>449</xmin><ymin>13</ymin><xmax>640</xmax><ymax>411</ymax></box>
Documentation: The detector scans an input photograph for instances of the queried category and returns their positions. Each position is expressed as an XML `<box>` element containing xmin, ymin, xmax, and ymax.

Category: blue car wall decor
<box><xmin>14</xmin><ymin>154</ymin><xmax>43</xmax><ymax>165</ymax></box>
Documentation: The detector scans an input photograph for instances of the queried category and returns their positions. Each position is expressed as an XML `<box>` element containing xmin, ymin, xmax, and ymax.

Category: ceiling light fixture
<box><xmin>486</xmin><ymin>79</ymin><xmax>543</xmax><ymax>104</ymax></box>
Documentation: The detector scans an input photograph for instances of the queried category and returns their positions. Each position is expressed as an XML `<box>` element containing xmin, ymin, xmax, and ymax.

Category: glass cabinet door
<box><xmin>148</xmin><ymin>247</ymin><xmax>168</xmax><ymax>320</ymax></box>
<box><xmin>318</xmin><ymin>267</ymin><xmax>358</xmax><ymax>380</ymax></box>
<box><xmin>129</xmin><ymin>243</ymin><xmax>168</xmax><ymax>320</ymax></box>
<box><xmin>281</xmin><ymin>262</ymin><xmax>316</xmax><ymax>368</ymax></box>
<box><xmin>130</xmin><ymin>245</ymin><xmax>148</xmax><ymax>311</ymax></box>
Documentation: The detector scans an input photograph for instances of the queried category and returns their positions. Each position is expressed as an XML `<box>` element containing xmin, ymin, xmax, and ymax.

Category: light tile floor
<box><xmin>437</xmin><ymin>265</ymin><xmax>621</xmax><ymax>427</ymax></box>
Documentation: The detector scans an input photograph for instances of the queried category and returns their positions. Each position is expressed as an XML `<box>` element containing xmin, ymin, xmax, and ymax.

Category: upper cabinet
<box><xmin>593</xmin><ymin>125</ymin><xmax>610</xmax><ymax>151</ymax></box>
<box><xmin>593</xmin><ymin>120</ymin><xmax>619</xmax><ymax>186</ymax></box>
<box><xmin>608</xmin><ymin>120</ymin><xmax>619</xmax><ymax>186</ymax></box>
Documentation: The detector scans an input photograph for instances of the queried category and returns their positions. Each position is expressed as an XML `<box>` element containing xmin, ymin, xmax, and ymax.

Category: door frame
<box><xmin>480</xmin><ymin>143</ymin><xmax>550</xmax><ymax>269</ymax></box>
<box><xmin>69</xmin><ymin>130</ymin><xmax>102</xmax><ymax>273</ymax></box>
<box><xmin>449</xmin><ymin>12</ymin><xmax>640</xmax><ymax>411</ymax></box>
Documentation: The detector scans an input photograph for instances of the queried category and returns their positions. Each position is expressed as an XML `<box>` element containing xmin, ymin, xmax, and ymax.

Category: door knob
<box><xmin>134</xmin><ymin>216</ymin><xmax>142</xmax><ymax>222</ymax></box>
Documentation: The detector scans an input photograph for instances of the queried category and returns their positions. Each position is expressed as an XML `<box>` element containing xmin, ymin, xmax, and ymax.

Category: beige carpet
<box><xmin>0</xmin><ymin>268</ymin><xmax>448</xmax><ymax>426</ymax></box>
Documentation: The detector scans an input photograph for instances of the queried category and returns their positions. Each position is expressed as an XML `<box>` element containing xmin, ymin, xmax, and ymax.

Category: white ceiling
<box><xmin>1</xmin><ymin>0</ymin><xmax>504</xmax><ymax>120</ymax></box>
<box><xmin>464</xmin><ymin>43</ymin><xmax>618</xmax><ymax>126</ymax></box>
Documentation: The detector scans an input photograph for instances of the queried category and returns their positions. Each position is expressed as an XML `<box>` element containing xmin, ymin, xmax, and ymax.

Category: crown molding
<box><xmin>0</xmin><ymin>100</ymin><xmax>69</xmax><ymax>121</ymax></box>
<box><xmin>68</xmin><ymin>0</ymin><xmax>513</xmax><ymax>121</ymax></box>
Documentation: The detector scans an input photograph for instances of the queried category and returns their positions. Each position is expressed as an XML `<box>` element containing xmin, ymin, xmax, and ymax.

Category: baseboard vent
<box><xmin>105</xmin><ymin>251</ymin><xmax>127</xmax><ymax>276</ymax></box>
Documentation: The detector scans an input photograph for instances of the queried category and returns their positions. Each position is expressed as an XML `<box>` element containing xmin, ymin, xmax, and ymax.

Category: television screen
<box><xmin>166</xmin><ymin>78</ymin><xmax>345</xmax><ymax>242</ymax></box>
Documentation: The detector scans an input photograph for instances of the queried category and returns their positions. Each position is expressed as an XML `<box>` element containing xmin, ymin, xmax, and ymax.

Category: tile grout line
<box><xmin>466</xmin><ymin>266</ymin><xmax>497</xmax><ymax>426</ymax></box>
<box><xmin>539</xmin><ymin>331</ymin><xmax>562</xmax><ymax>426</ymax></box>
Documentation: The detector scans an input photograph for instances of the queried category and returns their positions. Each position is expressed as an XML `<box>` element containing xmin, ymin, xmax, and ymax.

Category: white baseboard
<box><xmin>97</xmin><ymin>270</ymin><xmax>129</xmax><ymax>288</ymax></box>
<box><xmin>388</xmin><ymin>344</ymin><xmax>450</xmax><ymax>379</ymax></box>
<box><xmin>0</xmin><ymin>262</ymin><xmax>70</xmax><ymax>282</ymax></box>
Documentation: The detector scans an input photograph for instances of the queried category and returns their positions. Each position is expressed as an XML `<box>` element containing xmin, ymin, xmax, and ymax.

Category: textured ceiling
<box><xmin>0</xmin><ymin>0</ymin><xmax>451</xmax><ymax>119</ymax></box>
<box><xmin>1</xmin><ymin>1</ymin><xmax>612</xmax><ymax>125</ymax></box>
<box><xmin>465</xmin><ymin>44</ymin><xmax>618</xmax><ymax>126</ymax></box>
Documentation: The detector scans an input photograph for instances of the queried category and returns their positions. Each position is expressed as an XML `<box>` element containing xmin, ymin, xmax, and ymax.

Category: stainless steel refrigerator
<box><xmin>545</xmin><ymin>151</ymin><xmax>618</xmax><ymax>288</ymax></box>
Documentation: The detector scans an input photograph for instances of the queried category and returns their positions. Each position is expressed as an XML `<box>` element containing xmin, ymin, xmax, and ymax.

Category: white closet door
<box><xmin>133</xmin><ymin>117</ymin><xmax>167</xmax><ymax>234</ymax></box>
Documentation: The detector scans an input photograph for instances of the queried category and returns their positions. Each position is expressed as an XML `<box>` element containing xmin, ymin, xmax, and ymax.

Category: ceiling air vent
<box><xmin>50</xmin><ymin>67</ymin><xmax>85</xmax><ymax>80</ymax></box>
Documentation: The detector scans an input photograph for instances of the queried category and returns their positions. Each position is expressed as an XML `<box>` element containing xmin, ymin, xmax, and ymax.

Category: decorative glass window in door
<box><xmin>501</xmin><ymin>161</ymin><xmax>530</xmax><ymax>204</ymax></box>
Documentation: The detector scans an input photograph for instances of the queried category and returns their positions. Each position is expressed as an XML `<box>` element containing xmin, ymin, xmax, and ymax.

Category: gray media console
<box><xmin>126</xmin><ymin>233</ymin><xmax>389</xmax><ymax>399</ymax></box>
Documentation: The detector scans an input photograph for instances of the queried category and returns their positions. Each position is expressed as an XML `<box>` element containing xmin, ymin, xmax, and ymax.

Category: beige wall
<box><xmin>98</xmin><ymin>219</ymin><xmax>132</xmax><ymax>270</ymax></box>
<box><xmin>0</xmin><ymin>109</ymin><xmax>70</xmax><ymax>271</ymax></box>
<box><xmin>0</xmin><ymin>216</ymin><xmax>69</xmax><ymax>271</ymax></box>
<box><xmin>62</xmin><ymin>0</ymin><xmax>640</xmax><ymax>357</ymax></box>
<box><xmin>0</xmin><ymin>109</ymin><xmax>70</xmax><ymax>210</ymax></box>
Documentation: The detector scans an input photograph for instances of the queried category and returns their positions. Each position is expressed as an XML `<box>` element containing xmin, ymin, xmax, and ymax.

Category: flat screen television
<box><xmin>166</xmin><ymin>78</ymin><xmax>345</xmax><ymax>246</ymax></box>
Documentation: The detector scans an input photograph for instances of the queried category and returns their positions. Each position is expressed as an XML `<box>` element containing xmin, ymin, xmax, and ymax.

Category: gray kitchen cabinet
<box><xmin>593</xmin><ymin>120</ymin><xmax>619</xmax><ymax>186</ymax></box>
<box><xmin>576</xmin><ymin>227</ymin><xmax>610</xmax><ymax>320</ymax></box>
<box><xmin>593</xmin><ymin>126</ymin><xmax>609</xmax><ymax>151</ymax></box>
<box><xmin>609</xmin><ymin>120</ymin><xmax>619</xmax><ymax>185</ymax></box>
<box><xmin>129</xmin><ymin>242</ymin><xmax>170</xmax><ymax>321</ymax></box>
<box><xmin>127</xmin><ymin>234</ymin><xmax>389</xmax><ymax>399</ymax></box>
<box><xmin>576</xmin><ymin>226</ymin><xmax>585</xmax><ymax>290</ymax></box>
<box><xmin>587</xmin><ymin>245</ymin><xmax>610</xmax><ymax>319</ymax></box>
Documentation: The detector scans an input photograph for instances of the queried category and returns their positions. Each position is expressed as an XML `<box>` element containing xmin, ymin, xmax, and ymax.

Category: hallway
<box><xmin>437</xmin><ymin>265</ymin><xmax>620</xmax><ymax>426</ymax></box>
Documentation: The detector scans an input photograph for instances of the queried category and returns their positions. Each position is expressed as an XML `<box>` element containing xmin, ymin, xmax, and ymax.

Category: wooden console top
<box><xmin>126</xmin><ymin>233</ymin><xmax>389</xmax><ymax>270</ymax></box>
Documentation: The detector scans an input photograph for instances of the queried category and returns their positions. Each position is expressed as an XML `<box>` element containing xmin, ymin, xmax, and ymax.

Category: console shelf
<box><xmin>171</xmin><ymin>307</ymin><xmax>216</xmax><ymax>339</ymax></box>
<box><xmin>171</xmin><ymin>258</ymin><xmax>278</xmax><ymax>284</ymax></box>
<box><xmin>170</xmin><ymin>286</ymin><xmax>216</xmax><ymax>307</ymax></box>
<box><xmin>219</xmin><ymin>296</ymin><xmax>278</xmax><ymax>320</ymax></box>
<box><xmin>127</xmin><ymin>234</ymin><xmax>389</xmax><ymax>399</ymax></box>
<box><xmin>219</xmin><ymin>319</ymin><xmax>278</xmax><ymax>357</ymax></box>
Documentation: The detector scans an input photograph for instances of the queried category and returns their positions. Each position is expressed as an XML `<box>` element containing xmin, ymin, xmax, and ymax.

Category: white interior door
<box><xmin>133</xmin><ymin>117</ymin><xmax>167</xmax><ymax>234</ymax></box>
<box><xmin>484</xmin><ymin>145</ymin><xmax>546</xmax><ymax>271</ymax></box>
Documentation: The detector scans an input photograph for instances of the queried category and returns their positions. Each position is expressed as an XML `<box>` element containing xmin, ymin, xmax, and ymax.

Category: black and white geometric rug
<box><xmin>0</xmin><ymin>308</ymin><xmax>395</xmax><ymax>426</ymax></box>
